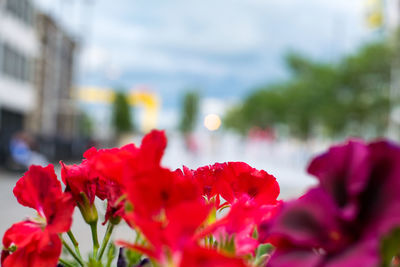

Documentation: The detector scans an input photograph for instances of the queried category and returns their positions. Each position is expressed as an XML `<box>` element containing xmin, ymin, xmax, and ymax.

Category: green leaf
<box><xmin>256</xmin><ymin>243</ymin><xmax>274</xmax><ymax>259</ymax></box>
<box><xmin>380</xmin><ymin>228</ymin><xmax>400</xmax><ymax>267</ymax></box>
<box><xmin>87</xmin><ymin>257</ymin><xmax>103</xmax><ymax>267</ymax></box>
<box><xmin>125</xmin><ymin>248</ymin><xmax>143</xmax><ymax>266</ymax></box>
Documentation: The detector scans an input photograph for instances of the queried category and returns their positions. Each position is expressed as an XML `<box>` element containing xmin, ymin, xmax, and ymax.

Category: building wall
<box><xmin>0</xmin><ymin>0</ymin><xmax>38</xmax><ymax>113</ymax></box>
<box><xmin>29</xmin><ymin>12</ymin><xmax>82</xmax><ymax>158</ymax></box>
<box><xmin>0</xmin><ymin>0</ymin><xmax>38</xmax><ymax>162</ymax></box>
<box><xmin>0</xmin><ymin>0</ymin><xmax>81</xmax><ymax>162</ymax></box>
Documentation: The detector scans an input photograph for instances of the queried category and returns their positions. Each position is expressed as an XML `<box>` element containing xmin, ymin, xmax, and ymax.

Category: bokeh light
<box><xmin>204</xmin><ymin>114</ymin><xmax>221</xmax><ymax>131</ymax></box>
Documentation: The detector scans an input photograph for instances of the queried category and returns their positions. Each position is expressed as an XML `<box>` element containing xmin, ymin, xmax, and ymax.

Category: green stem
<box><xmin>97</xmin><ymin>223</ymin><xmax>115</xmax><ymax>261</ymax></box>
<box><xmin>106</xmin><ymin>258</ymin><xmax>113</xmax><ymax>267</ymax></box>
<box><xmin>134</xmin><ymin>230</ymin><xmax>142</xmax><ymax>244</ymax></box>
<box><xmin>59</xmin><ymin>258</ymin><xmax>76</xmax><ymax>267</ymax></box>
<box><xmin>90</xmin><ymin>222</ymin><xmax>100</xmax><ymax>258</ymax></box>
<box><xmin>61</xmin><ymin>237</ymin><xmax>85</xmax><ymax>267</ymax></box>
<box><xmin>105</xmin><ymin>244</ymin><xmax>115</xmax><ymax>267</ymax></box>
<box><xmin>67</xmin><ymin>230</ymin><xmax>83</xmax><ymax>260</ymax></box>
<box><xmin>208</xmin><ymin>235</ymin><xmax>214</xmax><ymax>248</ymax></box>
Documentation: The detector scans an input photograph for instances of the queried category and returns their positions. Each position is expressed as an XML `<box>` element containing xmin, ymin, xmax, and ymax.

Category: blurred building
<box><xmin>0</xmin><ymin>0</ymin><xmax>38</xmax><ymax>163</ymax></box>
<box><xmin>387</xmin><ymin>0</ymin><xmax>400</xmax><ymax>30</ymax></box>
<box><xmin>0</xmin><ymin>0</ymin><xmax>83</xmax><ymax>164</ymax></box>
<box><xmin>28</xmin><ymin>12</ymin><xmax>81</xmax><ymax>159</ymax></box>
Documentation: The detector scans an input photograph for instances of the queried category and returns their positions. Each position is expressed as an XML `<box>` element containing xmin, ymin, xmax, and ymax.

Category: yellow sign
<box><xmin>77</xmin><ymin>87</ymin><xmax>160</xmax><ymax>133</ymax></box>
<box><xmin>128</xmin><ymin>91</ymin><xmax>160</xmax><ymax>133</ymax></box>
<box><xmin>366</xmin><ymin>0</ymin><xmax>384</xmax><ymax>28</ymax></box>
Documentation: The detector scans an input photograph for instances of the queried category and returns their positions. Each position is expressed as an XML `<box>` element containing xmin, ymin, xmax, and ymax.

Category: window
<box><xmin>1</xmin><ymin>43</ymin><xmax>32</xmax><ymax>82</ymax></box>
<box><xmin>6</xmin><ymin>0</ymin><xmax>34</xmax><ymax>25</ymax></box>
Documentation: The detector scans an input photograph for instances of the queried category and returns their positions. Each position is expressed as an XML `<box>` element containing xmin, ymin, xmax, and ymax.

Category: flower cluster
<box><xmin>1</xmin><ymin>130</ymin><xmax>280</xmax><ymax>267</ymax></box>
<box><xmin>3</xmin><ymin>132</ymin><xmax>400</xmax><ymax>267</ymax></box>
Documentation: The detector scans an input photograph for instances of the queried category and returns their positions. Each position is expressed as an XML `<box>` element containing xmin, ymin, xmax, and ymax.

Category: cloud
<box><xmin>80</xmin><ymin>45</ymin><xmax>111</xmax><ymax>71</ymax></box>
<box><xmin>35</xmin><ymin>0</ymin><xmax>373</xmax><ymax>110</ymax></box>
<box><xmin>82</xmin><ymin>0</ymin><xmax>370</xmax><ymax>79</ymax></box>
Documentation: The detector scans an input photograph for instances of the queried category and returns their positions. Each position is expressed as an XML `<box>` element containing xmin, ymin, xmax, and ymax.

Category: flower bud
<box><xmin>78</xmin><ymin>192</ymin><xmax>98</xmax><ymax>224</ymax></box>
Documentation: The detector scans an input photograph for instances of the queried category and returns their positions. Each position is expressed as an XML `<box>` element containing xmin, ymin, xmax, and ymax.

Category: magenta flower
<box><xmin>265</xmin><ymin>140</ymin><xmax>400</xmax><ymax>267</ymax></box>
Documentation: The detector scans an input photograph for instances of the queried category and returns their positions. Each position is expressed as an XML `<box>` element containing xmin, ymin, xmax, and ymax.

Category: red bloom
<box><xmin>179</xmin><ymin>246</ymin><xmax>249</xmax><ymax>267</ymax></box>
<box><xmin>84</xmin><ymin>143</ymin><xmax>138</xmax><ymax>223</ymax></box>
<box><xmin>84</xmin><ymin>143</ymin><xmax>138</xmax><ymax>185</ymax></box>
<box><xmin>120</xmin><ymin>200</ymin><xmax>212</xmax><ymax>264</ymax></box>
<box><xmin>2</xmin><ymin>221</ymin><xmax>62</xmax><ymax>267</ymax></box>
<box><xmin>119</xmin><ymin>131</ymin><xmax>219</xmax><ymax>264</ymax></box>
<box><xmin>60</xmin><ymin>160</ymin><xmax>99</xmax><ymax>224</ymax></box>
<box><xmin>188</xmin><ymin>162</ymin><xmax>281</xmax><ymax>258</ymax></box>
<box><xmin>61</xmin><ymin>160</ymin><xmax>97</xmax><ymax>205</ymax></box>
<box><xmin>192</xmin><ymin>162</ymin><xmax>280</xmax><ymax>207</ymax></box>
<box><xmin>124</xmin><ymin>167</ymin><xmax>201</xmax><ymax>218</ymax></box>
<box><xmin>2</xmin><ymin>165</ymin><xmax>75</xmax><ymax>267</ymax></box>
<box><xmin>199</xmin><ymin>196</ymin><xmax>280</xmax><ymax>257</ymax></box>
<box><xmin>121</xmin><ymin>130</ymin><xmax>202</xmax><ymax>218</ymax></box>
<box><xmin>229</xmin><ymin>162</ymin><xmax>280</xmax><ymax>205</ymax></box>
<box><xmin>84</xmin><ymin>130</ymin><xmax>168</xmax><ymax>224</ymax></box>
<box><xmin>101</xmin><ymin>180</ymin><xmax>125</xmax><ymax>224</ymax></box>
<box><xmin>116</xmin><ymin>131</ymin><xmax>279</xmax><ymax>265</ymax></box>
<box><xmin>85</xmin><ymin>129</ymin><xmax>166</xmax><ymax>186</ymax></box>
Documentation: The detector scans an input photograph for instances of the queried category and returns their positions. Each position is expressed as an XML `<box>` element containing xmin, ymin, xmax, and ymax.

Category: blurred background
<box><xmin>2</xmin><ymin>0</ymin><xmax>400</xmax><ymax>254</ymax></box>
<box><xmin>1</xmin><ymin>0</ymin><xmax>400</xmax><ymax>202</ymax></box>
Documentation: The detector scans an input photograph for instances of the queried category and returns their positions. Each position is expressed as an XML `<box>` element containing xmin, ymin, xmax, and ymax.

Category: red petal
<box><xmin>13</xmin><ymin>165</ymin><xmax>62</xmax><ymax>216</ymax></box>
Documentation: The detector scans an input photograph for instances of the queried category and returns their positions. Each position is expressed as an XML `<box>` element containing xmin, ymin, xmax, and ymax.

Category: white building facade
<box><xmin>0</xmin><ymin>0</ymin><xmax>38</xmax><ymax>162</ymax></box>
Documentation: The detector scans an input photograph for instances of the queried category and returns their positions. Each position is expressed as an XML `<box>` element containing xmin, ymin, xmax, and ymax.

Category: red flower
<box><xmin>61</xmin><ymin>160</ymin><xmax>97</xmax><ymax>205</ymax></box>
<box><xmin>188</xmin><ymin>162</ymin><xmax>281</xmax><ymax>258</ymax></box>
<box><xmin>101</xmin><ymin>180</ymin><xmax>125</xmax><ymax>224</ymax></box>
<box><xmin>84</xmin><ymin>143</ymin><xmax>138</xmax><ymax>224</ymax></box>
<box><xmin>115</xmin><ymin>131</ymin><xmax>279</xmax><ymax>265</ymax></box>
<box><xmin>192</xmin><ymin>162</ymin><xmax>280</xmax><ymax>207</ymax></box>
<box><xmin>179</xmin><ymin>246</ymin><xmax>249</xmax><ymax>267</ymax></box>
<box><xmin>121</xmin><ymin>130</ymin><xmax>202</xmax><ymax>218</ymax></box>
<box><xmin>199</xmin><ymin>196</ymin><xmax>280</xmax><ymax>257</ymax></box>
<box><xmin>84</xmin><ymin>130</ymin><xmax>168</xmax><ymax>224</ymax></box>
<box><xmin>120</xmin><ymin>200</ymin><xmax>212</xmax><ymax>264</ymax></box>
<box><xmin>60</xmin><ymin>160</ymin><xmax>99</xmax><ymax>224</ymax></box>
<box><xmin>124</xmin><ymin>167</ymin><xmax>201</xmax><ymax>218</ymax></box>
<box><xmin>85</xmin><ymin>130</ymin><xmax>166</xmax><ymax>186</ymax></box>
<box><xmin>2</xmin><ymin>165</ymin><xmax>75</xmax><ymax>267</ymax></box>
<box><xmin>2</xmin><ymin>221</ymin><xmax>62</xmax><ymax>267</ymax></box>
<box><xmin>190</xmin><ymin>164</ymin><xmax>227</xmax><ymax>207</ymax></box>
<box><xmin>229</xmin><ymin>162</ymin><xmax>279</xmax><ymax>205</ymax></box>
<box><xmin>118</xmin><ymin>131</ymin><xmax>219</xmax><ymax>264</ymax></box>
<box><xmin>84</xmin><ymin>144</ymin><xmax>138</xmax><ymax>185</ymax></box>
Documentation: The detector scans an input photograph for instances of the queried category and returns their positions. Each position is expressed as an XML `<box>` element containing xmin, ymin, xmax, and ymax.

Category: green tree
<box><xmin>224</xmin><ymin>41</ymin><xmax>394</xmax><ymax>139</ymax></box>
<box><xmin>79</xmin><ymin>112</ymin><xmax>94</xmax><ymax>138</ymax></box>
<box><xmin>112</xmin><ymin>91</ymin><xmax>133</xmax><ymax>135</ymax></box>
<box><xmin>179</xmin><ymin>91</ymin><xmax>200</xmax><ymax>134</ymax></box>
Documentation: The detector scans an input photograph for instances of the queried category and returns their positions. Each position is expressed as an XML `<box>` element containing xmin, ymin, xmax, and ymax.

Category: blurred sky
<box><xmin>34</xmin><ymin>0</ymin><xmax>375</xmax><ymax>127</ymax></box>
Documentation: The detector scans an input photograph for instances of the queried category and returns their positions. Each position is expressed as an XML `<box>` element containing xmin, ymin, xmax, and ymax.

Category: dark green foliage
<box><xmin>179</xmin><ymin>91</ymin><xmax>200</xmax><ymax>134</ymax></box>
<box><xmin>112</xmin><ymin>92</ymin><xmax>133</xmax><ymax>135</ymax></box>
<box><xmin>224</xmin><ymin>41</ymin><xmax>394</xmax><ymax>139</ymax></box>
